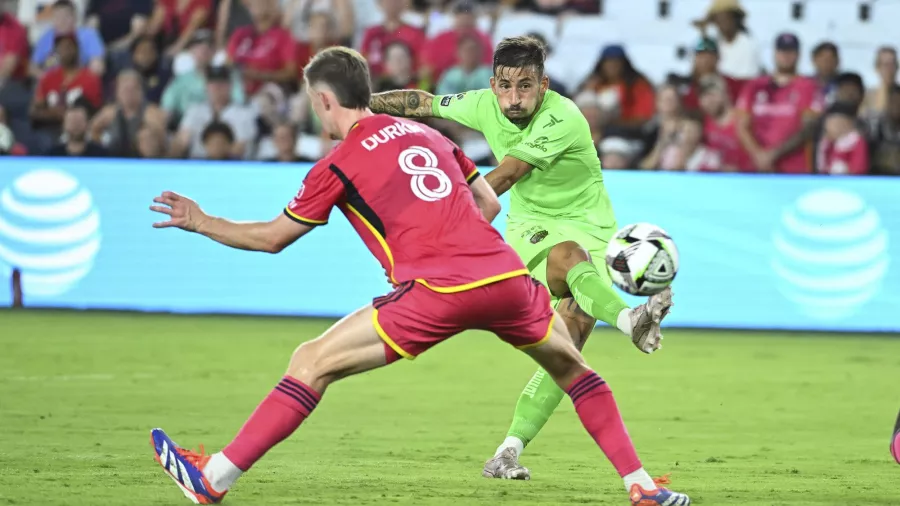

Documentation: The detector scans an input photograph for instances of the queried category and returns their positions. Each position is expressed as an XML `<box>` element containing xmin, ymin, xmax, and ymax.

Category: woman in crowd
<box><xmin>579</xmin><ymin>44</ymin><xmax>656</xmax><ymax>129</ymax></box>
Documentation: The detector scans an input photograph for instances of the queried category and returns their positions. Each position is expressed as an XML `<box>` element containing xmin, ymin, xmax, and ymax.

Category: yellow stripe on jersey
<box><xmin>372</xmin><ymin>308</ymin><xmax>415</xmax><ymax>360</ymax></box>
<box><xmin>466</xmin><ymin>169</ymin><xmax>480</xmax><ymax>183</ymax></box>
<box><xmin>415</xmin><ymin>269</ymin><xmax>530</xmax><ymax>293</ymax></box>
<box><xmin>516</xmin><ymin>313</ymin><xmax>555</xmax><ymax>350</ymax></box>
<box><xmin>346</xmin><ymin>203</ymin><xmax>398</xmax><ymax>285</ymax></box>
<box><xmin>284</xmin><ymin>207</ymin><xmax>328</xmax><ymax>225</ymax></box>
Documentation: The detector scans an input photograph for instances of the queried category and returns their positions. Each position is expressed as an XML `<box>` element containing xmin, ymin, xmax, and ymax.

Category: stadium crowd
<box><xmin>0</xmin><ymin>0</ymin><xmax>897</xmax><ymax>175</ymax></box>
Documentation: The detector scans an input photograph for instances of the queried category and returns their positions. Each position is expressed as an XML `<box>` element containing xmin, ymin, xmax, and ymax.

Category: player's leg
<box><xmin>891</xmin><ymin>408</ymin><xmax>900</xmax><ymax>464</ymax></box>
<box><xmin>150</xmin><ymin>304</ymin><xmax>391</xmax><ymax>503</ymax></box>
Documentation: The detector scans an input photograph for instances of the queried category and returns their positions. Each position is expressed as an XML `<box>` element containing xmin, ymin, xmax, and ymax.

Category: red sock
<box><xmin>222</xmin><ymin>376</ymin><xmax>320</xmax><ymax>471</ymax></box>
<box><xmin>566</xmin><ymin>371</ymin><xmax>642</xmax><ymax>477</ymax></box>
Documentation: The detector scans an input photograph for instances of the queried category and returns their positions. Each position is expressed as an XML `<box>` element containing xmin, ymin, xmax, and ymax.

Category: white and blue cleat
<box><xmin>150</xmin><ymin>428</ymin><xmax>227</xmax><ymax>504</ymax></box>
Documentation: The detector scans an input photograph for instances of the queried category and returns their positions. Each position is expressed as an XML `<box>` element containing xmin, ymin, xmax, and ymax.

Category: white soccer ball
<box><xmin>605</xmin><ymin>223</ymin><xmax>679</xmax><ymax>296</ymax></box>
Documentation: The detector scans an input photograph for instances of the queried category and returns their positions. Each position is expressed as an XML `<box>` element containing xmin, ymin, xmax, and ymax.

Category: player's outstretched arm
<box><xmin>370</xmin><ymin>90</ymin><xmax>435</xmax><ymax>118</ymax></box>
<box><xmin>469</xmin><ymin>176</ymin><xmax>502</xmax><ymax>223</ymax></box>
<box><xmin>150</xmin><ymin>191</ymin><xmax>312</xmax><ymax>253</ymax></box>
<box><xmin>485</xmin><ymin>156</ymin><xmax>534</xmax><ymax>198</ymax></box>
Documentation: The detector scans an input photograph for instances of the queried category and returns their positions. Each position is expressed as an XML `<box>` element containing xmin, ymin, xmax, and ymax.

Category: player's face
<box><xmin>491</xmin><ymin>66</ymin><xmax>549</xmax><ymax>123</ymax></box>
<box><xmin>774</xmin><ymin>49</ymin><xmax>798</xmax><ymax>74</ymax></box>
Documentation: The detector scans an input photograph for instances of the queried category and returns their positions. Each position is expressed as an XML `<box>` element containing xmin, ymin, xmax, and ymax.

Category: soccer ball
<box><xmin>605</xmin><ymin>223</ymin><xmax>679</xmax><ymax>296</ymax></box>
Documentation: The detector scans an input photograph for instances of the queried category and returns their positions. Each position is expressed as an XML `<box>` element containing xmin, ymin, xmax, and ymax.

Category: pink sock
<box><xmin>566</xmin><ymin>371</ymin><xmax>642</xmax><ymax>477</ymax></box>
<box><xmin>222</xmin><ymin>376</ymin><xmax>320</xmax><ymax>471</ymax></box>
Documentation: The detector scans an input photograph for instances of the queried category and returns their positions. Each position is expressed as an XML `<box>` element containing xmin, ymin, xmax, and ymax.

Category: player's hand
<box><xmin>150</xmin><ymin>191</ymin><xmax>207</xmax><ymax>232</ymax></box>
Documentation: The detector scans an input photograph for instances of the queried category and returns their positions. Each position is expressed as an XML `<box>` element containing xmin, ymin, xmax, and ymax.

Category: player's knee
<box><xmin>287</xmin><ymin>341</ymin><xmax>336</xmax><ymax>389</ymax></box>
<box><xmin>547</xmin><ymin>241</ymin><xmax>591</xmax><ymax>295</ymax></box>
<box><xmin>544</xmin><ymin>347</ymin><xmax>590</xmax><ymax>390</ymax></box>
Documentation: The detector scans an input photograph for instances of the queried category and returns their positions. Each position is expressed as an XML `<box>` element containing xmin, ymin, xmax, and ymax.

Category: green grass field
<box><xmin>1</xmin><ymin>310</ymin><xmax>898</xmax><ymax>505</ymax></box>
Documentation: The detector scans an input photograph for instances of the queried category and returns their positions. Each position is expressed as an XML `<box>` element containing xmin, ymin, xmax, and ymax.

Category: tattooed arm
<box><xmin>370</xmin><ymin>90</ymin><xmax>435</xmax><ymax>118</ymax></box>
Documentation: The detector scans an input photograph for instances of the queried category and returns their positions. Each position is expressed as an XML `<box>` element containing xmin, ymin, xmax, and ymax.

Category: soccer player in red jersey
<box><xmin>148</xmin><ymin>47</ymin><xmax>690</xmax><ymax>506</ymax></box>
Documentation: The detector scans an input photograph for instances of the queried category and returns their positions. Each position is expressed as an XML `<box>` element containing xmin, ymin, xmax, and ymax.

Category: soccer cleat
<box><xmin>891</xmin><ymin>429</ymin><xmax>900</xmax><ymax>465</ymax></box>
<box><xmin>630</xmin><ymin>286</ymin><xmax>674</xmax><ymax>354</ymax></box>
<box><xmin>150</xmin><ymin>428</ymin><xmax>227</xmax><ymax>504</ymax></box>
<box><xmin>629</xmin><ymin>483</ymin><xmax>691</xmax><ymax>506</ymax></box>
<box><xmin>482</xmin><ymin>447</ymin><xmax>531</xmax><ymax>480</ymax></box>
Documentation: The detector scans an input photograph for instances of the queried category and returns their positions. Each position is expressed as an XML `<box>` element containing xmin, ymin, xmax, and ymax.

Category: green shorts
<box><xmin>506</xmin><ymin>219</ymin><xmax>615</xmax><ymax>305</ymax></box>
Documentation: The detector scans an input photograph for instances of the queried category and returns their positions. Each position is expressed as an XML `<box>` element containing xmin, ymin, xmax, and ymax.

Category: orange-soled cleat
<box><xmin>150</xmin><ymin>428</ymin><xmax>227</xmax><ymax>504</ymax></box>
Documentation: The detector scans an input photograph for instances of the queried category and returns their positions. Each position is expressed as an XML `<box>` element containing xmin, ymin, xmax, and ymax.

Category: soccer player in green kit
<box><xmin>370</xmin><ymin>36</ymin><xmax>676</xmax><ymax>485</ymax></box>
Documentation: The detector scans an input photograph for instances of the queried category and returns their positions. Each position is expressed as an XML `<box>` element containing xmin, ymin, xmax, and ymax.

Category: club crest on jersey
<box><xmin>361</xmin><ymin>121</ymin><xmax>425</xmax><ymax>151</ymax></box>
<box><xmin>440</xmin><ymin>96</ymin><xmax>452</xmax><ymax>107</ymax></box>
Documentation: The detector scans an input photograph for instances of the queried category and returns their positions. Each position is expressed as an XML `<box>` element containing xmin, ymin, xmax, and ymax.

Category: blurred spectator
<box><xmin>264</xmin><ymin>122</ymin><xmax>302</xmax><ymax>162</ymax></box>
<box><xmin>283</xmin><ymin>0</ymin><xmax>354</xmax><ymax>44</ymax></box>
<box><xmin>90</xmin><ymin>69</ymin><xmax>167</xmax><ymax>156</ymax></box>
<box><xmin>507</xmin><ymin>0</ymin><xmax>599</xmax><ymax>15</ymax></box>
<box><xmin>149</xmin><ymin>0</ymin><xmax>212</xmax><ymax>58</ymax></box>
<box><xmin>861</xmin><ymin>47</ymin><xmax>898</xmax><ymax>119</ymax></box>
<box><xmin>373</xmin><ymin>41</ymin><xmax>419</xmax><ymax>92</ymax></box>
<box><xmin>639</xmin><ymin>84</ymin><xmax>682</xmax><ymax>169</ymax></box>
<box><xmin>735</xmin><ymin>33</ymin><xmax>823</xmax><ymax>173</ymax></box>
<box><xmin>527</xmin><ymin>32</ymin><xmax>568</xmax><ymax>97</ymax></box>
<box><xmin>46</xmin><ymin>98</ymin><xmax>108</xmax><ymax>156</ymax></box>
<box><xmin>868</xmin><ymin>85</ymin><xmax>900</xmax><ymax>176</ymax></box>
<box><xmin>32</xmin><ymin>0</ymin><xmax>105</xmax><ymax>76</ymax></box>
<box><xmin>360</xmin><ymin>0</ymin><xmax>426</xmax><ymax>78</ymax></box>
<box><xmin>252</xmin><ymin>82</ymin><xmax>288</xmax><ymax>160</ymax></box>
<box><xmin>85</xmin><ymin>0</ymin><xmax>154</xmax><ymax>50</ymax></box>
<box><xmin>0</xmin><ymin>105</ymin><xmax>28</xmax><ymax>155</ymax></box>
<box><xmin>171</xmin><ymin>65</ymin><xmax>257</xmax><ymax>159</ymax></box>
<box><xmin>31</xmin><ymin>33</ymin><xmax>103</xmax><ymax>132</ymax></box>
<box><xmin>0</xmin><ymin>122</ymin><xmax>14</xmax><ymax>154</ymax></box>
<box><xmin>699</xmin><ymin>75</ymin><xmax>750</xmax><ymax>172</ymax></box>
<box><xmin>295</xmin><ymin>12</ymin><xmax>340</xmax><ymax>83</ymax></box>
<box><xmin>580</xmin><ymin>45</ymin><xmax>655</xmax><ymax>127</ymax></box>
<box><xmin>435</xmin><ymin>35</ymin><xmax>492</xmax><ymax>95</ymax></box>
<box><xmin>131</xmin><ymin>35</ymin><xmax>171</xmax><ymax>104</ymax></box>
<box><xmin>227</xmin><ymin>0</ymin><xmax>297</xmax><ymax>95</ymax></box>
<box><xmin>599</xmin><ymin>137</ymin><xmax>636</xmax><ymax>170</ymax></box>
<box><xmin>574</xmin><ymin>92</ymin><xmax>602</xmax><ymax>146</ymax></box>
<box><xmin>693</xmin><ymin>0</ymin><xmax>760</xmax><ymax>80</ymax></box>
<box><xmin>643</xmin><ymin>111</ymin><xmax>721</xmax><ymax>171</ymax></box>
<box><xmin>672</xmin><ymin>38</ymin><xmax>744</xmax><ymax>111</ymax></box>
<box><xmin>214</xmin><ymin>0</ymin><xmax>251</xmax><ymax>49</ymax></box>
<box><xmin>811</xmin><ymin>42</ymin><xmax>839</xmax><ymax>104</ymax></box>
<box><xmin>834</xmin><ymin>72</ymin><xmax>864</xmax><ymax>115</ymax></box>
<box><xmin>423</xmin><ymin>0</ymin><xmax>491</xmax><ymax>84</ymax></box>
<box><xmin>201</xmin><ymin>120</ymin><xmax>236</xmax><ymax>160</ymax></box>
<box><xmin>161</xmin><ymin>30</ymin><xmax>245</xmax><ymax>121</ymax></box>
<box><xmin>816</xmin><ymin>102</ymin><xmax>868</xmax><ymax>175</ymax></box>
<box><xmin>0</xmin><ymin>9</ymin><xmax>31</xmax><ymax>85</ymax></box>
<box><xmin>135</xmin><ymin>122</ymin><xmax>167</xmax><ymax>158</ymax></box>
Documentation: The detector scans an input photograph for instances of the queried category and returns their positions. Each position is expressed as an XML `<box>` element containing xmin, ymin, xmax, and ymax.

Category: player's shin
<box><xmin>565</xmin><ymin>262</ymin><xmax>630</xmax><ymax>331</ymax></box>
<box><xmin>499</xmin><ymin>368</ymin><xmax>566</xmax><ymax>456</ymax></box>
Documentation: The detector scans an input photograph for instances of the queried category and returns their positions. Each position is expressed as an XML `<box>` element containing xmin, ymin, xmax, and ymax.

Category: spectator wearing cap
<box><xmin>435</xmin><ymin>35</ymin><xmax>492</xmax><ymax>96</ymax></box>
<box><xmin>735</xmin><ymin>33</ymin><xmax>824</xmax><ymax>173</ymax></box>
<box><xmin>693</xmin><ymin>0</ymin><xmax>761</xmax><ymax>80</ymax></box>
<box><xmin>373</xmin><ymin>41</ymin><xmax>420</xmax><ymax>93</ymax></box>
<box><xmin>201</xmin><ymin>120</ymin><xmax>236</xmax><ymax>161</ymax></box>
<box><xmin>161</xmin><ymin>30</ymin><xmax>245</xmax><ymax>121</ymax></box>
<box><xmin>422</xmin><ymin>0</ymin><xmax>492</xmax><ymax>85</ymax></box>
<box><xmin>868</xmin><ymin>84</ymin><xmax>900</xmax><ymax>175</ymax></box>
<box><xmin>295</xmin><ymin>12</ymin><xmax>341</xmax><ymax>84</ymax></box>
<box><xmin>861</xmin><ymin>47</ymin><xmax>899</xmax><ymax>118</ymax></box>
<box><xmin>171</xmin><ymin>65</ymin><xmax>258</xmax><ymax>159</ymax></box>
<box><xmin>359</xmin><ymin>0</ymin><xmax>426</xmax><ymax>78</ymax></box>
<box><xmin>46</xmin><ymin>97</ymin><xmax>109</xmax><ymax>157</ymax></box>
<box><xmin>671</xmin><ymin>37</ymin><xmax>745</xmax><ymax>111</ymax></box>
<box><xmin>32</xmin><ymin>33</ymin><xmax>103</xmax><ymax>133</ymax></box>
<box><xmin>130</xmin><ymin>35</ymin><xmax>171</xmax><ymax>104</ymax></box>
<box><xmin>148</xmin><ymin>0</ymin><xmax>212</xmax><ymax>58</ymax></box>
<box><xmin>599</xmin><ymin>137</ymin><xmax>637</xmax><ymax>170</ymax></box>
<box><xmin>84</xmin><ymin>0</ymin><xmax>154</xmax><ymax>50</ymax></box>
<box><xmin>90</xmin><ymin>69</ymin><xmax>167</xmax><ymax>157</ymax></box>
<box><xmin>816</xmin><ymin>102</ymin><xmax>868</xmax><ymax>175</ymax></box>
<box><xmin>227</xmin><ymin>0</ymin><xmax>297</xmax><ymax>96</ymax></box>
<box><xmin>811</xmin><ymin>42</ymin><xmax>840</xmax><ymax>104</ymax></box>
<box><xmin>579</xmin><ymin>44</ymin><xmax>656</xmax><ymax>128</ymax></box>
<box><xmin>0</xmin><ymin>9</ymin><xmax>30</xmax><ymax>85</ymax></box>
<box><xmin>32</xmin><ymin>0</ymin><xmax>105</xmax><ymax>76</ymax></box>
<box><xmin>698</xmin><ymin>75</ymin><xmax>751</xmax><ymax>171</ymax></box>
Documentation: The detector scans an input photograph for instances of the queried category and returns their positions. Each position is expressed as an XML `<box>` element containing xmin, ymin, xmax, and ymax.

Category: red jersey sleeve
<box><xmin>447</xmin><ymin>139</ymin><xmax>479</xmax><ymax>184</ymax></box>
<box><xmin>284</xmin><ymin>162</ymin><xmax>344</xmax><ymax>226</ymax></box>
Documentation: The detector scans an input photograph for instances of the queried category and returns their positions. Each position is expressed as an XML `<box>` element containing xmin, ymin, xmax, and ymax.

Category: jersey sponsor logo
<box><xmin>440</xmin><ymin>96</ymin><xmax>452</xmax><ymax>107</ymax></box>
<box><xmin>529</xmin><ymin>230</ymin><xmax>548</xmax><ymax>244</ymax></box>
<box><xmin>361</xmin><ymin>121</ymin><xmax>425</xmax><ymax>151</ymax></box>
<box><xmin>542</xmin><ymin>114</ymin><xmax>563</xmax><ymax>128</ymax></box>
<box><xmin>524</xmin><ymin>136</ymin><xmax>549</xmax><ymax>152</ymax></box>
<box><xmin>455</xmin><ymin>93</ymin><xmax>465</xmax><ymax>100</ymax></box>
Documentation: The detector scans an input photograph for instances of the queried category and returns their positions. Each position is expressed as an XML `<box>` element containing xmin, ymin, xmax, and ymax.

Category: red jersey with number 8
<box><xmin>285</xmin><ymin>114</ymin><xmax>528</xmax><ymax>291</ymax></box>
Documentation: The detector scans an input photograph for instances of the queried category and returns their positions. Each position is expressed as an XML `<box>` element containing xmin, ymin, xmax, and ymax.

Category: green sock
<box><xmin>565</xmin><ymin>261</ymin><xmax>629</xmax><ymax>327</ymax></box>
<box><xmin>505</xmin><ymin>368</ymin><xmax>566</xmax><ymax>446</ymax></box>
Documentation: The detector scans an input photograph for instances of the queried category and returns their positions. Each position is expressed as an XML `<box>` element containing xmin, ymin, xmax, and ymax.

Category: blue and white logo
<box><xmin>0</xmin><ymin>169</ymin><xmax>101</xmax><ymax>297</ymax></box>
<box><xmin>771</xmin><ymin>189</ymin><xmax>889</xmax><ymax>320</ymax></box>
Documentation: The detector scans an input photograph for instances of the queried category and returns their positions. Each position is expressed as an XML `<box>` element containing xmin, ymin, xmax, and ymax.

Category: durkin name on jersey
<box><xmin>361</xmin><ymin>121</ymin><xmax>425</xmax><ymax>151</ymax></box>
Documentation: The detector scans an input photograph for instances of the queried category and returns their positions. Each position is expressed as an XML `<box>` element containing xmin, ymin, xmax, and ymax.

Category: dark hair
<box><xmin>812</xmin><ymin>41</ymin><xmax>839</xmax><ymax>58</ymax></box>
<box><xmin>493</xmin><ymin>36</ymin><xmax>546</xmax><ymax>76</ymax></box>
<box><xmin>202</xmin><ymin>121</ymin><xmax>235</xmax><ymax>144</ymax></box>
<box><xmin>890</xmin><ymin>84</ymin><xmax>900</xmax><ymax>96</ymax></box>
<box><xmin>877</xmin><ymin>46</ymin><xmax>898</xmax><ymax>62</ymax></box>
<box><xmin>67</xmin><ymin>97</ymin><xmax>94</xmax><ymax>118</ymax></box>
<box><xmin>836</xmin><ymin>72</ymin><xmax>864</xmax><ymax>93</ymax></box>
<box><xmin>588</xmin><ymin>49</ymin><xmax>651</xmax><ymax>112</ymax></box>
<box><xmin>52</xmin><ymin>0</ymin><xmax>76</xmax><ymax>11</ymax></box>
<box><xmin>304</xmin><ymin>47</ymin><xmax>371</xmax><ymax>110</ymax></box>
<box><xmin>383</xmin><ymin>40</ymin><xmax>413</xmax><ymax>59</ymax></box>
<box><xmin>130</xmin><ymin>35</ymin><xmax>157</xmax><ymax>55</ymax></box>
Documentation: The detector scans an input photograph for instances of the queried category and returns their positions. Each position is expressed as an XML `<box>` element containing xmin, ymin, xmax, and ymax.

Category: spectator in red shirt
<box><xmin>228</xmin><ymin>0</ymin><xmax>297</xmax><ymax>96</ymax></box>
<box><xmin>817</xmin><ymin>102</ymin><xmax>868</xmax><ymax>175</ymax></box>
<box><xmin>0</xmin><ymin>11</ymin><xmax>30</xmax><ymax>84</ymax></box>
<box><xmin>373</xmin><ymin>41</ymin><xmax>419</xmax><ymax>93</ymax></box>
<box><xmin>149</xmin><ymin>0</ymin><xmax>212</xmax><ymax>57</ymax></box>
<box><xmin>579</xmin><ymin>45</ymin><xmax>656</xmax><ymax>128</ymax></box>
<box><xmin>422</xmin><ymin>0</ymin><xmax>492</xmax><ymax>84</ymax></box>
<box><xmin>295</xmin><ymin>12</ymin><xmax>339</xmax><ymax>83</ymax></box>
<box><xmin>698</xmin><ymin>75</ymin><xmax>752</xmax><ymax>171</ymax></box>
<box><xmin>735</xmin><ymin>32</ymin><xmax>824</xmax><ymax>173</ymax></box>
<box><xmin>673</xmin><ymin>38</ymin><xmax>745</xmax><ymax>111</ymax></box>
<box><xmin>359</xmin><ymin>0</ymin><xmax>425</xmax><ymax>78</ymax></box>
<box><xmin>31</xmin><ymin>34</ymin><xmax>104</xmax><ymax>131</ymax></box>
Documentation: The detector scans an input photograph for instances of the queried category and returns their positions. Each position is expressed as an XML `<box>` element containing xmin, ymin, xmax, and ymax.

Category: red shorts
<box><xmin>372</xmin><ymin>275</ymin><xmax>555</xmax><ymax>363</ymax></box>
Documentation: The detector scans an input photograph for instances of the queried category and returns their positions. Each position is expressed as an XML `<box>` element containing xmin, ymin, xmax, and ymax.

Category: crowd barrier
<box><xmin>0</xmin><ymin>158</ymin><xmax>897</xmax><ymax>332</ymax></box>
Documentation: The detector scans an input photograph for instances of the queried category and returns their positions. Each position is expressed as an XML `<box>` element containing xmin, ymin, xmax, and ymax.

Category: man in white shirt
<box><xmin>693</xmin><ymin>0</ymin><xmax>761</xmax><ymax>80</ymax></box>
